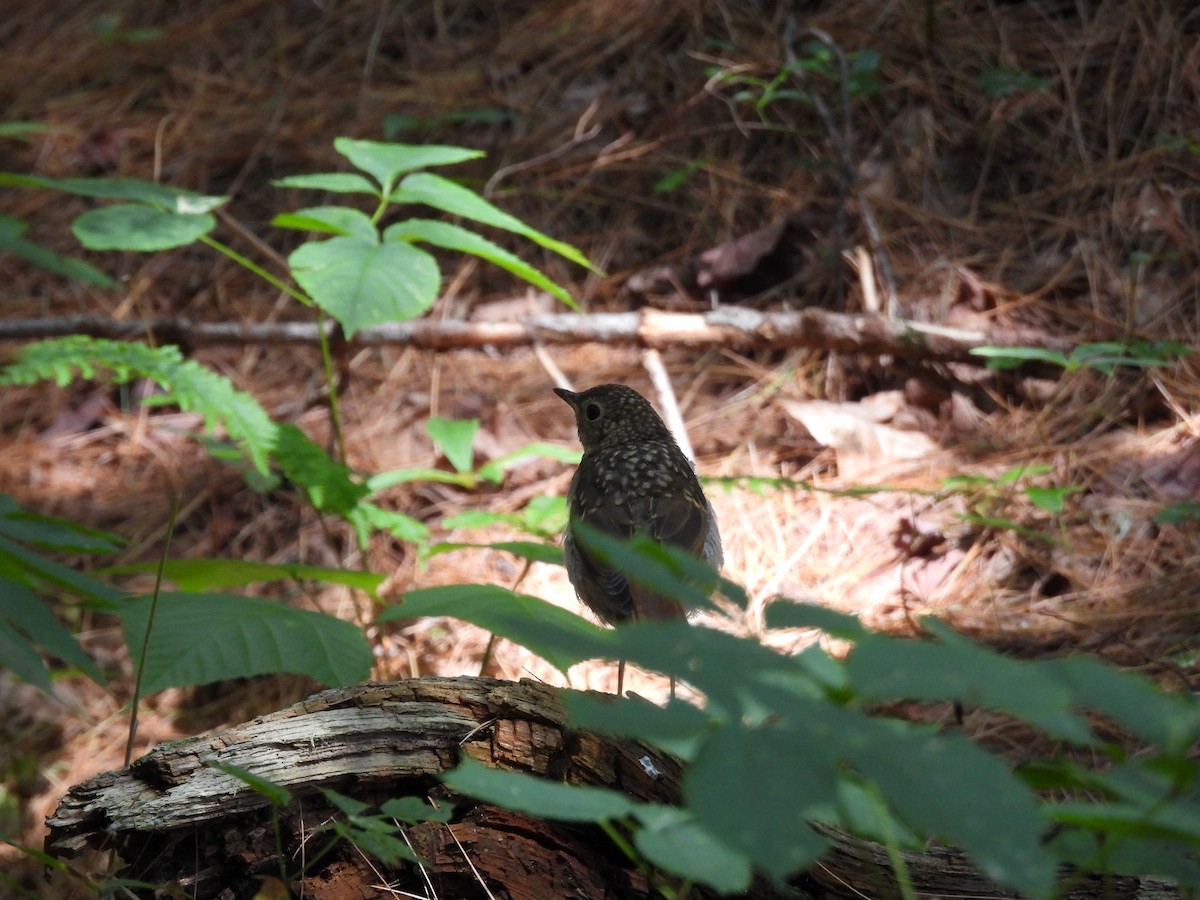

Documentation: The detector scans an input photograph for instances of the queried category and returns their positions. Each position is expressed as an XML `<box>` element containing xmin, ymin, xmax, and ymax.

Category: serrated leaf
<box><xmin>119</xmin><ymin>592</ymin><xmax>372</xmax><ymax>692</ymax></box>
<box><xmin>848</xmin><ymin>623</ymin><xmax>1096</xmax><ymax>745</ymax></box>
<box><xmin>633</xmin><ymin>805</ymin><xmax>752</xmax><ymax>894</ymax></box>
<box><xmin>444</xmin><ymin>756</ymin><xmax>634</xmax><ymax>821</ymax></box>
<box><xmin>565</xmin><ymin>691</ymin><xmax>711</xmax><ymax>760</ymax></box>
<box><xmin>386</xmin><ymin>218</ymin><xmax>577</xmax><ymax>308</ymax></box>
<box><xmin>687</xmin><ymin>720</ymin><xmax>834</xmax><ymax>879</ymax></box>
<box><xmin>73</xmin><ymin>205</ymin><xmax>216</xmax><ymax>251</ymax></box>
<box><xmin>272</xmin><ymin>422</ymin><xmax>369</xmax><ymax>515</ymax></box>
<box><xmin>0</xmin><ymin>617</ymin><xmax>53</xmax><ymax>690</ymax></box>
<box><xmin>0</xmin><ymin>582</ymin><xmax>103</xmax><ymax>684</ymax></box>
<box><xmin>271</xmin><ymin>206</ymin><xmax>378</xmax><ymax>241</ymax></box>
<box><xmin>288</xmin><ymin>234</ymin><xmax>440</xmax><ymax>336</ymax></box>
<box><xmin>334</xmin><ymin>138</ymin><xmax>483</xmax><ymax>194</ymax></box>
<box><xmin>391</xmin><ymin>171</ymin><xmax>596</xmax><ymax>272</ymax></box>
<box><xmin>0</xmin><ymin>503</ymin><xmax>123</xmax><ymax>553</ymax></box>
<box><xmin>376</xmin><ymin>584</ymin><xmax>610</xmax><ymax>672</ymax></box>
<box><xmin>0</xmin><ymin>534</ymin><xmax>123</xmax><ymax>606</ymax></box>
<box><xmin>848</xmin><ymin>718</ymin><xmax>1056</xmax><ymax>897</ymax></box>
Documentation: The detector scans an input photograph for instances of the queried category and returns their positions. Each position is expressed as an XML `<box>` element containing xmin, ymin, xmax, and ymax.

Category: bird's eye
<box><xmin>584</xmin><ymin>402</ymin><xmax>602</xmax><ymax>422</ymax></box>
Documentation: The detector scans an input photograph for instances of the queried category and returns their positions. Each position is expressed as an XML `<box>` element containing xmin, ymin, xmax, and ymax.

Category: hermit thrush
<box><xmin>555</xmin><ymin>383</ymin><xmax>723</xmax><ymax>695</ymax></box>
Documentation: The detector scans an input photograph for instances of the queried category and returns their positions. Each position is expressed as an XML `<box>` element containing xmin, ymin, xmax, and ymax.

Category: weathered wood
<box><xmin>0</xmin><ymin>308</ymin><xmax>1068</xmax><ymax>363</ymax></box>
<box><xmin>45</xmin><ymin>676</ymin><xmax>1180</xmax><ymax>900</ymax></box>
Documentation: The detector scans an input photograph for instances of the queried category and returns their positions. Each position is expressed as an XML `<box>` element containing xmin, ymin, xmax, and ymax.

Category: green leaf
<box><xmin>0</xmin><ymin>500</ymin><xmax>124</xmax><ymax>553</ymax></box>
<box><xmin>970</xmin><ymin>345</ymin><xmax>1070</xmax><ymax>370</ymax></box>
<box><xmin>367</xmin><ymin>467</ymin><xmax>476</xmax><ymax>489</ymax></box>
<box><xmin>633</xmin><ymin>805</ymin><xmax>752</xmax><ymax>894</ymax></box>
<box><xmin>376</xmin><ymin>584</ymin><xmax>610</xmax><ymax>672</ymax></box>
<box><xmin>687</xmin><ymin>720</ymin><xmax>834</xmax><ymax>879</ymax></box>
<box><xmin>272</xmin><ymin>422</ymin><xmax>370</xmax><ymax>515</ymax></box>
<box><xmin>475</xmin><ymin>441</ymin><xmax>581</xmax><ymax>484</ymax></box>
<box><xmin>119</xmin><ymin>592</ymin><xmax>372</xmax><ymax>692</ymax></box>
<box><xmin>391</xmin><ymin>171</ymin><xmax>596</xmax><ymax>271</ymax></box>
<box><xmin>334</xmin><ymin>138</ymin><xmax>483</xmax><ymax>194</ymax></box>
<box><xmin>271</xmin><ymin>206</ymin><xmax>378</xmax><ymax>241</ymax></box>
<box><xmin>444</xmin><ymin>756</ymin><xmax>635</xmax><ymax>821</ymax></box>
<box><xmin>424</xmin><ymin>540</ymin><xmax>564</xmax><ymax>567</ymax></box>
<box><xmin>379</xmin><ymin>796</ymin><xmax>455</xmax><ymax>824</ymax></box>
<box><xmin>0</xmin><ymin>616</ymin><xmax>54</xmax><ymax>690</ymax></box>
<box><xmin>272</xmin><ymin>172</ymin><xmax>380</xmax><ymax>195</ymax></box>
<box><xmin>206</xmin><ymin>760</ymin><xmax>293</xmax><ymax>806</ymax></box>
<box><xmin>1041</xmin><ymin>656</ymin><xmax>1200</xmax><ymax>752</ymax></box>
<box><xmin>0</xmin><ymin>215</ymin><xmax>118</xmax><ymax>287</ymax></box>
<box><xmin>426</xmin><ymin>417</ymin><xmax>478</xmax><ymax>473</ymax></box>
<box><xmin>0</xmin><ymin>173</ymin><xmax>227</xmax><ymax>211</ymax></box>
<box><xmin>100</xmin><ymin>558</ymin><xmax>385</xmax><ymax>599</ymax></box>
<box><xmin>848</xmin><ymin>624</ymin><xmax>1096</xmax><ymax>745</ymax></box>
<box><xmin>386</xmin><ymin>218</ymin><xmax>577</xmax><ymax>309</ymax></box>
<box><xmin>346</xmin><ymin>502</ymin><xmax>430</xmax><ymax>546</ymax></box>
<box><xmin>0</xmin><ymin>582</ymin><xmax>104</xmax><ymax>685</ymax></box>
<box><xmin>565</xmin><ymin>691</ymin><xmax>712</xmax><ymax>760</ymax></box>
<box><xmin>288</xmin><ymin>234</ymin><xmax>440</xmax><ymax>336</ymax></box>
<box><xmin>763</xmin><ymin>599</ymin><xmax>868</xmax><ymax>639</ymax></box>
<box><xmin>73</xmin><ymin>205</ymin><xmax>216</xmax><ymax>251</ymax></box>
<box><xmin>2</xmin><ymin>337</ymin><xmax>277</xmax><ymax>476</ymax></box>
<box><xmin>0</xmin><ymin>534</ymin><xmax>123</xmax><ymax>607</ymax></box>
<box><xmin>848</xmin><ymin>719</ymin><xmax>1056</xmax><ymax>897</ymax></box>
<box><xmin>1024</xmin><ymin>484</ymin><xmax>1079</xmax><ymax>512</ymax></box>
<box><xmin>0</xmin><ymin>121</ymin><xmax>53</xmax><ymax>138</ymax></box>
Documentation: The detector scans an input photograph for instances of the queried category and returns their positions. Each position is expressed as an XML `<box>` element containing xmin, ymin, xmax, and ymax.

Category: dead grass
<box><xmin>2</xmin><ymin>0</ymin><xmax>1200</xmax><ymax>893</ymax></box>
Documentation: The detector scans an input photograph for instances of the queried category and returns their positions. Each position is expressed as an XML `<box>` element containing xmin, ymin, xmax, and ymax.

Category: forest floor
<box><xmin>2</xmin><ymin>1</ymin><xmax>1199</xmax><ymax>895</ymax></box>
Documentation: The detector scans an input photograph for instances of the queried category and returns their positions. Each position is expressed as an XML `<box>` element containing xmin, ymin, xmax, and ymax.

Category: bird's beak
<box><xmin>553</xmin><ymin>388</ymin><xmax>579</xmax><ymax>409</ymax></box>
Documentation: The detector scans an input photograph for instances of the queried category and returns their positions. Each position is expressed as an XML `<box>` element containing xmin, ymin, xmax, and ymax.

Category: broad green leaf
<box><xmin>569</xmin><ymin>521</ymin><xmax>733</xmax><ymax>614</ymax></box>
<box><xmin>271</xmin><ymin>206</ymin><xmax>377</xmax><ymax>241</ymax></box>
<box><xmin>391</xmin><ymin>172</ymin><xmax>595</xmax><ymax>271</ymax></box>
<box><xmin>848</xmin><ymin>623</ymin><xmax>1096</xmax><ymax>745</ymax></box>
<box><xmin>100</xmin><ymin>558</ymin><xmax>385</xmax><ymax>599</ymax></box>
<box><xmin>687</xmin><ymin>721</ymin><xmax>834</xmax><ymax>879</ymax></box>
<box><xmin>272</xmin><ymin>172</ymin><xmax>379</xmax><ymax>195</ymax></box>
<box><xmin>444</xmin><ymin>756</ymin><xmax>634</xmax><ymax>821</ymax></box>
<box><xmin>0</xmin><ymin>582</ymin><xmax>103</xmax><ymax>684</ymax></box>
<box><xmin>0</xmin><ymin>617</ymin><xmax>54</xmax><ymax>690</ymax></box>
<box><xmin>0</xmin><ymin>173</ymin><xmax>227</xmax><ymax>211</ymax></box>
<box><xmin>377</xmin><ymin>584</ymin><xmax>610</xmax><ymax>672</ymax></box>
<box><xmin>565</xmin><ymin>691</ymin><xmax>712</xmax><ymax>760</ymax></box>
<box><xmin>0</xmin><ymin>534</ymin><xmax>123</xmax><ymax>606</ymax></box>
<box><xmin>379</xmin><ymin>796</ymin><xmax>455</xmax><ymax>824</ymax></box>
<box><xmin>848</xmin><ymin>719</ymin><xmax>1056</xmax><ymax>898</ymax></box>
<box><xmin>763</xmin><ymin>599</ymin><xmax>868</xmax><ymax>639</ymax></box>
<box><xmin>0</xmin><ymin>215</ymin><xmax>118</xmax><ymax>287</ymax></box>
<box><xmin>119</xmin><ymin>592</ymin><xmax>372</xmax><ymax>692</ymax></box>
<box><xmin>1042</xmin><ymin>656</ymin><xmax>1200</xmax><ymax>752</ymax></box>
<box><xmin>330</xmin><ymin>821</ymin><xmax>424</xmax><ymax>865</ymax></box>
<box><xmin>1025</xmin><ymin>484</ymin><xmax>1079</xmax><ymax>512</ymax></box>
<box><xmin>442</xmin><ymin>495</ymin><xmax>568</xmax><ymax>537</ymax></box>
<box><xmin>271</xmin><ymin>423</ymin><xmax>370</xmax><ymax>515</ymax></box>
<box><xmin>633</xmin><ymin>805</ymin><xmax>752</xmax><ymax>894</ymax></box>
<box><xmin>73</xmin><ymin>205</ymin><xmax>216</xmax><ymax>251</ymax></box>
<box><xmin>426</xmin><ymin>417</ymin><xmax>478</xmax><ymax>473</ymax></box>
<box><xmin>386</xmin><ymin>218</ymin><xmax>577</xmax><ymax>308</ymax></box>
<box><xmin>334</xmin><ymin>138</ymin><xmax>483</xmax><ymax>194</ymax></box>
<box><xmin>424</xmin><ymin>541</ymin><xmax>564</xmax><ymax>567</ymax></box>
<box><xmin>0</xmin><ymin>500</ymin><xmax>123</xmax><ymax>553</ymax></box>
<box><xmin>288</xmin><ymin>234</ymin><xmax>440</xmax><ymax>336</ymax></box>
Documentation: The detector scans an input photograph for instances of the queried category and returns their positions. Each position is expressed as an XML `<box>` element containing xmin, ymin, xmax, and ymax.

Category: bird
<box><xmin>554</xmin><ymin>383</ymin><xmax>723</xmax><ymax>696</ymax></box>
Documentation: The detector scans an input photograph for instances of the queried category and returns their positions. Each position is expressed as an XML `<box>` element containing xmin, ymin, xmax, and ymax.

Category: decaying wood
<box><xmin>46</xmin><ymin>677</ymin><xmax>801</xmax><ymax>899</ymax></box>
<box><xmin>45</xmin><ymin>676</ymin><xmax>1180</xmax><ymax>900</ymax></box>
<box><xmin>0</xmin><ymin>307</ymin><xmax>1069</xmax><ymax>363</ymax></box>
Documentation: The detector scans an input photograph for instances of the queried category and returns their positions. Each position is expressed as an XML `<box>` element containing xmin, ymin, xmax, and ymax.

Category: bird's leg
<box><xmin>617</xmin><ymin>658</ymin><xmax>626</xmax><ymax>697</ymax></box>
<box><xmin>669</xmin><ymin>676</ymin><xmax>676</xmax><ymax>699</ymax></box>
